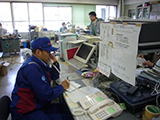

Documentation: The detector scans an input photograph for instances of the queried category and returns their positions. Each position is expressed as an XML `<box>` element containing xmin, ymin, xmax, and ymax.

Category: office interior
<box><xmin>0</xmin><ymin>0</ymin><xmax>160</xmax><ymax>120</ymax></box>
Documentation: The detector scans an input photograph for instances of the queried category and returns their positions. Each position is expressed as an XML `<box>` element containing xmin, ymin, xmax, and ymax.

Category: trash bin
<box><xmin>21</xmin><ymin>39</ymin><xmax>29</xmax><ymax>48</ymax></box>
<box><xmin>23</xmin><ymin>42</ymin><xmax>28</xmax><ymax>48</ymax></box>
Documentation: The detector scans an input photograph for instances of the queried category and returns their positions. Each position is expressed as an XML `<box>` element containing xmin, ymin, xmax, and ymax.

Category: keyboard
<box><xmin>67</xmin><ymin>58</ymin><xmax>88</xmax><ymax>70</ymax></box>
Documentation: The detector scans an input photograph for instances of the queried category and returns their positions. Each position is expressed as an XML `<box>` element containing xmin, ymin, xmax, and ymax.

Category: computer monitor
<box><xmin>74</xmin><ymin>42</ymin><xmax>96</xmax><ymax>64</ymax></box>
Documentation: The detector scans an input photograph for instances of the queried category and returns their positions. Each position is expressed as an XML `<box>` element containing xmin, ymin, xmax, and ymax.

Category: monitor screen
<box><xmin>74</xmin><ymin>42</ymin><xmax>95</xmax><ymax>64</ymax></box>
<box><xmin>76</xmin><ymin>44</ymin><xmax>92</xmax><ymax>60</ymax></box>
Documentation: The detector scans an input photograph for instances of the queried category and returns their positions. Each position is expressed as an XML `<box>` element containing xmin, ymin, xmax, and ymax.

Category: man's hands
<box><xmin>61</xmin><ymin>80</ymin><xmax>70</xmax><ymax>90</ymax></box>
<box><xmin>143</xmin><ymin>60</ymin><xmax>154</xmax><ymax>67</ymax></box>
<box><xmin>49</xmin><ymin>54</ymin><xmax>57</xmax><ymax>62</ymax></box>
<box><xmin>138</xmin><ymin>54</ymin><xmax>154</xmax><ymax>67</ymax></box>
<box><xmin>138</xmin><ymin>54</ymin><xmax>144</xmax><ymax>58</ymax></box>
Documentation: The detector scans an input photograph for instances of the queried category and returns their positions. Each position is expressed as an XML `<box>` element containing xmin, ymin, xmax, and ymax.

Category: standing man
<box><xmin>88</xmin><ymin>11</ymin><xmax>104</xmax><ymax>36</ymax></box>
<box><xmin>10</xmin><ymin>37</ymin><xmax>74</xmax><ymax>120</ymax></box>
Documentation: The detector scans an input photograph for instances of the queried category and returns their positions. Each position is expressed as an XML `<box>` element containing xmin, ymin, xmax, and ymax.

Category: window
<box><xmin>29</xmin><ymin>3</ymin><xmax>43</xmax><ymax>26</ymax></box>
<box><xmin>12</xmin><ymin>3</ymin><xmax>28</xmax><ymax>32</ymax></box>
<box><xmin>96</xmin><ymin>5</ymin><xmax>117</xmax><ymax>20</ymax></box>
<box><xmin>109</xmin><ymin>6</ymin><xmax>117</xmax><ymax>19</ymax></box>
<box><xmin>44</xmin><ymin>6</ymin><xmax>72</xmax><ymax>31</ymax></box>
<box><xmin>0</xmin><ymin>2</ymin><xmax>13</xmax><ymax>32</ymax></box>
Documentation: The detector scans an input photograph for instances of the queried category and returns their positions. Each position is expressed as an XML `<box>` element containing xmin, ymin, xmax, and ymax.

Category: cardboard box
<box><xmin>0</xmin><ymin>66</ymin><xmax>8</xmax><ymax>76</ymax></box>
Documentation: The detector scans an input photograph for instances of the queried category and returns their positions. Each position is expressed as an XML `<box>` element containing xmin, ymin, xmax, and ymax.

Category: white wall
<box><xmin>1</xmin><ymin>0</ymin><xmax>118</xmax><ymax>5</ymax></box>
<box><xmin>125</xmin><ymin>0</ymin><xmax>159</xmax><ymax>5</ymax></box>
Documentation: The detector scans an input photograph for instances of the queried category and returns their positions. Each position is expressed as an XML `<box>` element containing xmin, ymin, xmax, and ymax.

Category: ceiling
<box><xmin>125</xmin><ymin>0</ymin><xmax>159</xmax><ymax>5</ymax></box>
<box><xmin>0</xmin><ymin>0</ymin><xmax>118</xmax><ymax>5</ymax></box>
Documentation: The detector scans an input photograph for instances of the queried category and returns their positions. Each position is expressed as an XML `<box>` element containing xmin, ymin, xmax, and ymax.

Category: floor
<box><xmin>0</xmin><ymin>49</ymin><xmax>79</xmax><ymax>120</ymax></box>
<box><xmin>0</xmin><ymin>53</ymin><xmax>24</xmax><ymax>120</ymax></box>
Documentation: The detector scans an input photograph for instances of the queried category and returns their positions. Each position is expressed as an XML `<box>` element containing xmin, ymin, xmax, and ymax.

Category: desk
<box><xmin>58</xmin><ymin>62</ymin><xmax>140</xmax><ymax>120</ymax></box>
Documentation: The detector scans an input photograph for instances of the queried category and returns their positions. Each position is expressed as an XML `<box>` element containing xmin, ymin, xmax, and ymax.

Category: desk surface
<box><xmin>59</xmin><ymin>62</ymin><xmax>140</xmax><ymax>120</ymax></box>
<box><xmin>58</xmin><ymin>33</ymin><xmax>75</xmax><ymax>36</ymax></box>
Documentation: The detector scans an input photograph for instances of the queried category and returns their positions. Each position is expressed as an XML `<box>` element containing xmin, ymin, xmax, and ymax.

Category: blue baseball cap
<box><xmin>31</xmin><ymin>37</ymin><xmax>58</xmax><ymax>52</ymax></box>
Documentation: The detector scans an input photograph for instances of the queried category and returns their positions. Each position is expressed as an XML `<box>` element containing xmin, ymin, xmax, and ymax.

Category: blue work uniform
<box><xmin>89</xmin><ymin>18</ymin><xmax>104</xmax><ymax>36</ymax></box>
<box><xmin>10</xmin><ymin>55</ymin><xmax>73</xmax><ymax>120</ymax></box>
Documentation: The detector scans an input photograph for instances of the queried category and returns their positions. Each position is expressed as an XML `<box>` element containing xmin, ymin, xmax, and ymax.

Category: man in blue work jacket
<box><xmin>10</xmin><ymin>37</ymin><xmax>74</xmax><ymax>120</ymax></box>
<box><xmin>59</xmin><ymin>22</ymin><xmax>67</xmax><ymax>33</ymax></box>
<box><xmin>88</xmin><ymin>11</ymin><xmax>104</xmax><ymax>36</ymax></box>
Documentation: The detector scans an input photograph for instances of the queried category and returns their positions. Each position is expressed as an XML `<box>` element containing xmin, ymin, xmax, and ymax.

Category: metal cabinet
<box><xmin>1</xmin><ymin>38</ymin><xmax>20</xmax><ymax>54</ymax></box>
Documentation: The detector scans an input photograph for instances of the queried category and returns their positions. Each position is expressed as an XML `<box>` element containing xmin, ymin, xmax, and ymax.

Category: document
<box><xmin>66</xmin><ymin>81</ymin><xmax>81</xmax><ymax>92</ymax></box>
<box><xmin>137</xmin><ymin>57</ymin><xmax>146</xmax><ymax>66</ymax></box>
<box><xmin>112</xmin><ymin>49</ymin><xmax>137</xmax><ymax>86</ymax></box>
<box><xmin>112</xmin><ymin>24</ymin><xmax>141</xmax><ymax>55</ymax></box>
<box><xmin>100</xmin><ymin>23</ymin><xmax>113</xmax><ymax>43</ymax></box>
<box><xmin>97</xmin><ymin>42</ymin><xmax>112</xmax><ymax>77</ymax></box>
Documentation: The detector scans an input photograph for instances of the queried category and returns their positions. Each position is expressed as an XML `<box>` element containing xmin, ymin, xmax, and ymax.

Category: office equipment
<box><xmin>72</xmin><ymin>42</ymin><xmax>95</xmax><ymax>64</ymax></box>
<box><xmin>62</xmin><ymin>63</ymin><xmax>139</xmax><ymax>120</ymax></box>
<box><xmin>72</xmin><ymin>108</ymin><xmax>86</xmax><ymax>116</ymax></box>
<box><xmin>110</xmin><ymin>81</ymin><xmax>156</xmax><ymax>114</ymax></box>
<box><xmin>67</xmin><ymin>42</ymin><xmax>96</xmax><ymax>70</ymax></box>
<box><xmin>126</xmin><ymin>86</ymin><xmax>138</xmax><ymax>95</ymax></box>
<box><xmin>79</xmin><ymin>35</ymin><xmax>100</xmax><ymax>44</ymax></box>
<box><xmin>67</xmin><ymin>59</ymin><xmax>88</xmax><ymax>70</ymax></box>
<box><xmin>88</xmin><ymin>98</ymin><xmax>123</xmax><ymax>120</ymax></box>
<box><xmin>136</xmin><ymin>75</ymin><xmax>156</xmax><ymax>90</ymax></box>
<box><xmin>66</xmin><ymin>86</ymin><xmax>100</xmax><ymax>103</ymax></box>
<box><xmin>144</xmin><ymin>105</ymin><xmax>160</xmax><ymax>120</ymax></box>
<box><xmin>59</xmin><ymin>36</ymin><xmax>77</xmax><ymax>60</ymax></box>
<box><xmin>79</xmin><ymin>91</ymin><xmax>108</xmax><ymax>110</ymax></box>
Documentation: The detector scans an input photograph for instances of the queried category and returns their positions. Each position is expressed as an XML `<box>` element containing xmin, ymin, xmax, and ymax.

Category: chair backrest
<box><xmin>0</xmin><ymin>95</ymin><xmax>11</xmax><ymax>120</ymax></box>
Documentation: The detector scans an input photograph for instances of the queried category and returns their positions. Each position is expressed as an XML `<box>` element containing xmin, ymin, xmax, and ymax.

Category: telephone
<box><xmin>79</xmin><ymin>91</ymin><xmax>123</xmax><ymax>120</ymax></box>
<box><xmin>88</xmin><ymin>98</ymin><xmax>123</xmax><ymax>120</ymax></box>
<box><xmin>79</xmin><ymin>91</ymin><xmax>108</xmax><ymax>110</ymax></box>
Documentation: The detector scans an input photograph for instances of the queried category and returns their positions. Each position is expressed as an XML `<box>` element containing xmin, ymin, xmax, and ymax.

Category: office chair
<box><xmin>0</xmin><ymin>95</ymin><xmax>11</xmax><ymax>120</ymax></box>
